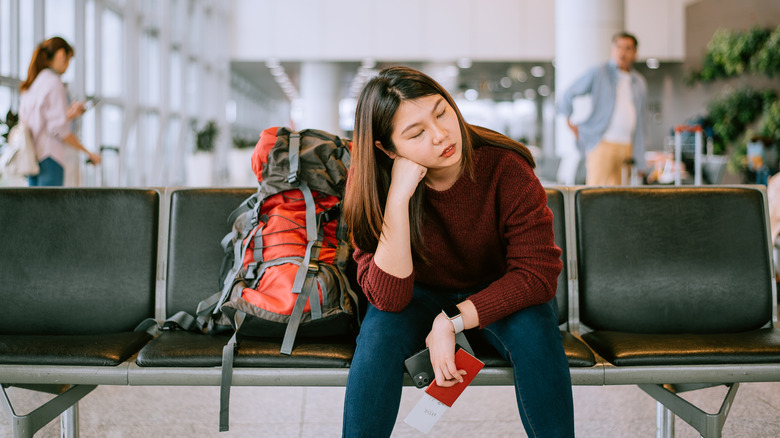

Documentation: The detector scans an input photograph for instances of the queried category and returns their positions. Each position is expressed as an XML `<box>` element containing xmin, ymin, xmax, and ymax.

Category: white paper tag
<box><xmin>403</xmin><ymin>393</ymin><xmax>449</xmax><ymax>434</ymax></box>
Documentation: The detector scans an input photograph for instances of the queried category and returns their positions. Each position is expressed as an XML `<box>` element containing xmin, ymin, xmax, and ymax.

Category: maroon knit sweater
<box><xmin>352</xmin><ymin>145</ymin><xmax>562</xmax><ymax>329</ymax></box>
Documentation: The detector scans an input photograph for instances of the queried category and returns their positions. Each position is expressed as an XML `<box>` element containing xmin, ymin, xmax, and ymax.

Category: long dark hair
<box><xmin>19</xmin><ymin>37</ymin><xmax>73</xmax><ymax>92</ymax></box>
<box><xmin>344</xmin><ymin>66</ymin><xmax>534</xmax><ymax>262</ymax></box>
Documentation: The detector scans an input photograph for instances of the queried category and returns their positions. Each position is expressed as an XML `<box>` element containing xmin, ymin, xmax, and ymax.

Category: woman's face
<box><xmin>50</xmin><ymin>48</ymin><xmax>71</xmax><ymax>75</ymax></box>
<box><xmin>387</xmin><ymin>94</ymin><xmax>463</xmax><ymax>173</ymax></box>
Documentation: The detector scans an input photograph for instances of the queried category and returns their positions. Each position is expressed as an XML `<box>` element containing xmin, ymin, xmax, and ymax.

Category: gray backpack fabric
<box><xmin>185</xmin><ymin>127</ymin><xmax>358</xmax><ymax>432</ymax></box>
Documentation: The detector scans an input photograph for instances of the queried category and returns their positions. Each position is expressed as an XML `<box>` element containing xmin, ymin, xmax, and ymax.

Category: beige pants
<box><xmin>585</xmin><ymin>141</ymin><xmax>633</xmax><ymax>186</ymax></box>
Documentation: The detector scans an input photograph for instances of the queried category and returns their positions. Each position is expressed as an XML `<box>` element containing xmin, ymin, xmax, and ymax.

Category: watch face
<box><xmin>443</xmin><ymin>304</ymin><xmax>460</xmax><ymax>319</ymax></box>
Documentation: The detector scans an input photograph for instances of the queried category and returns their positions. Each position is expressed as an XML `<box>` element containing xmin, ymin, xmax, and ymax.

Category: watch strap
<box><xmin>442</xmin><ymin>305</ymin><xmax>464</xmax><ymax>334</ymax></box>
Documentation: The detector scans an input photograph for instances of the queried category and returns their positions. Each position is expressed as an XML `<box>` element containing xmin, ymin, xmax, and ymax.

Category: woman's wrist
<box><xmin>432</xmin><ymin>312</ymin><xmax>456</xmax><ymax>335</ymax></box>
<box><xmin>386</xmin><ymin>187</ymin><xmax>414</xmax><ymax>206</ymax></box>
<box><xmin>442</xmin><ymin>305</ymin><xmax>464</xmax><ymax>334</ymax></box>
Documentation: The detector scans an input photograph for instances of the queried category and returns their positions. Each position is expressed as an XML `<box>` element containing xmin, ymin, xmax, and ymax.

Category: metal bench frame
<box><xmin>2</xmin><ymin>186</ymin><xmax>779</xmax><ymax>438</ymax></box>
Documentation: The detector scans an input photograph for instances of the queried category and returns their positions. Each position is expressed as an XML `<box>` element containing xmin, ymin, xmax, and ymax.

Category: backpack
<box><xmin>0</xmin><ymin>122</ymin><xmax>39</xmax><ymax>178</ymax></box>
<box><xmin>191</xmin><ymin>127</ymin><xmax>358</xmax><ymax>431</ymax></box>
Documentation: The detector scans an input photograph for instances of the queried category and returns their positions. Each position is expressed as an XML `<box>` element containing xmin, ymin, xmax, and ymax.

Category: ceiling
<box><xmin>230</xmin><ymin>60</ymin><xmax>556</xmax><ymax>103</ymax></box>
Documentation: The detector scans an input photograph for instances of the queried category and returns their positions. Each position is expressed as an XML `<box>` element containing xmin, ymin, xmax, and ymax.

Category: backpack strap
<box><xmin>195</xmin><ymin>290</ymin><xmax>224</xmax><ymax>318</ymax></box>
<box><xmin>280</xmin><ymin>261</ymin><xmax>320</xmax><ymax>356</ymax></box>
<box><xmin>289</xmin><ymin>182</ymin><xmax>319</xmax><ymax>295</ymax></box>
<box><xmin>226</xmin><ymin>192</ymin><xmax>258</xmax><ymax>226</ymax></box>
<box><xmin>219</xmin><ymin>310</ymin><xmax>245</xmax><ymax>432</ymax></box>
<box><xmin>287</xmin><ymin>131</ymin><xmax>301</xmax><ymax>184</ymax></box>
<box><xmin>162</xmin><ymin>310</ymin><xmax>196</xmax><ymax>331</ymax></box>
<box><xmin>243</xmin><ymin>222</ymin><xmax>266</xmax><ymax>283</ymax></box>
<box><xmin>251</xmin><ymin>221</ymin><xmax>265</xmax><ymax>266</ymax></box>
<box><xmin>280</xmin><ymin>181</ymin><xmax>324</xmax><ymax>355</ymax></box>
<box><xmin>218</xmin><ymin>191</ymin><xmax>262</xmax><ymax>288</ymax></box>
<box><xmin>332</xmin><ymin>205</ymin><xmax>350</xmax><ymax>270</ymax></box>
<box><xmin>212</xmin><ymin>212</ymin><xmax>263</xmax><ymax>315</ymax></box>
<box><xmin>132</xmin><ymin>310</ymin><xmax>198</xmax><ymax>335</ymax></box>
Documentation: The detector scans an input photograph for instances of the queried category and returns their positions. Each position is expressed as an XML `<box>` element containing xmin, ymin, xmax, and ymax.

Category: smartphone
<box><xmin>83</xmin><ymin>97</ymin><xmax>100</xmax><ymax>111</ymax></box>
<box><xmin>404</xmin><ymin>348</ymin><xmax>435</xmax><ymax>389</ymax></box>
<box><xmin>404</xmin><ymin>334</ymin><xmax>475</xmax><ymax>389</ymax></box>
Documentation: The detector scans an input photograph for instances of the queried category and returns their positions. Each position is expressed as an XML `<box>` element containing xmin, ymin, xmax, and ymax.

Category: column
<box><xmin>297</xmin><ymin>62</ymin><xmax>341</xmax><ymax>134</ymax></box>
<box><xmin>554</xmin><ymin>0</ymin><xmax>624</xmax><ymax>184</ymax></box>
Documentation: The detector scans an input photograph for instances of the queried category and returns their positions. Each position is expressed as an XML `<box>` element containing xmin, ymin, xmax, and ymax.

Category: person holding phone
<box><xmin>83</xmin><ymin>97</ymin><xmax>100</xmax><ymax>111</ymax></box>
<box><xmin>342</xmin><ymin>66</ymin><xmax>574</xmax><ymax>437</ymax></box>
<box><xmin>18</xmin><ymin>36</ymin><xmax>101</xmax><ymax>186</ymax></box>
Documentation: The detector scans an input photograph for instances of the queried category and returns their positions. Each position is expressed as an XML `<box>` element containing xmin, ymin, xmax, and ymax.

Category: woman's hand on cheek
<box><xmin>426</xmin><ymin>314</ymin><xmax>466</xmax><ymax>387</ymax></box>
<box><xmin>387</xmin><ymin>156</ymin><xmax>427</xmax><ymax>203</ymax></box>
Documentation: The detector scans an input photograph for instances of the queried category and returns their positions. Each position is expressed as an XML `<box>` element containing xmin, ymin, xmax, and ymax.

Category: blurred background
<box><xmin>0</xmin><ymin>0</ymin><xmax>778</xmax><ymax>187</ymax></box>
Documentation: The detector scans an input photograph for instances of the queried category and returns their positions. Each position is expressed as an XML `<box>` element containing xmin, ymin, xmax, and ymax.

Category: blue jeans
<box><xmin>342</xmin><ymin>285</ymin><xmax>574</xmax><ymax>437</ymax></box>
<box><xmin>27</xmin><ymin>158</ymin><xmax>64</xmax><ymax>186</ymax></box>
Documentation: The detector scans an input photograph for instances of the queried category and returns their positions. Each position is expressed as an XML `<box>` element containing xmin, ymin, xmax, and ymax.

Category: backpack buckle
<box><xmin>319</xmin><ymin>205</ymin><xmax>340</xmax><ymax>224</ymax></box>
<box><xmin>245</xmin><ymin>262</ymin><xmax>258</xmax><ymax>280</ymax></box>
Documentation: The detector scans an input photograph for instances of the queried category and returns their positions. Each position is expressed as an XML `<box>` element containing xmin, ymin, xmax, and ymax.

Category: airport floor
<box><xmin>2</xmin><ymin>381</ymin><xmax>780</xmax><ymax>437</ymax></box>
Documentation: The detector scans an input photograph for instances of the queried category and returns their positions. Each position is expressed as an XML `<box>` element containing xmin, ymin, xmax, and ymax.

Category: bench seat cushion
<box><xmin>582</xmin><ymin>328</ymin><xmax>780</xmax><ymax>366</ymax></box>
<box><xmin>135</xmin><ymin>331</ymin><xmax>355</xmax><ymax>368</ymax></box>
<box><xmin>472</xmin><ymin>331</ymin><xmax>596</xmax><ymax>368</ymax></box>
<box><xmin>137</xmin><ymin>329</ymin><xmax>596</xmax><ymax>369</ymax></box>
<box><xmin>561</xmin><ymin>332</ymin><xmax>597</xmax><ymax>367</ymax></box>
<box><xmin>0</xmin><ymin>332</ymin><xmax>152</xmax><ymax>366</ymax></box>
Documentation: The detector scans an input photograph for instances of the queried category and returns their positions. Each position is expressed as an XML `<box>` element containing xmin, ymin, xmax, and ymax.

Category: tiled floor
<box><xmin>3</xmin><ymin>381</ymin><xmax>780</xmax><ymax>437</ymax></box>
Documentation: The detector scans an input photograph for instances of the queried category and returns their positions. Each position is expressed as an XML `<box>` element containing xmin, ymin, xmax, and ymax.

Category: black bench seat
<box><xmin>0</xmin><ymin>188</ymin><xmax>159</xmax><ymax>437</ymax></box>
<box><xmin>5</xmin><ymin>185</ymin><xmax>780</xmax><ymax>438</ymax></box>
<box><xmin>132</xmin><ymin>187</ymin><xmax>596</xmax><ymax>381</ymax></box>
<box><xmin>136</xmin><ymin>331</ymin><xmax>355</xmax><ymax>368</ymax></box>
<box><xmin>0</xmin><ymin>332</ymin><xmax>151</xmax><ymax>367</ymax></box>
<box><xmin>574</xmin><ymin>186</ymin><xmax>780</xmax><ymax>437</ymax></box>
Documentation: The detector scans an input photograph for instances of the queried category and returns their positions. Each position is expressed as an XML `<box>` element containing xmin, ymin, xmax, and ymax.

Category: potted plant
<box><xmin>703</xmin><ymin>87</ymin><xmax>777</xmax><ymax>176</ymax></box>
<box><xmin>0</xmin><ymin>110</ymin><xmax>18</xmax><ymax>145</ymax></box>
<box><xmin>194</xmin><ymin>120</ymin><xmax>218</xmax><ymax>153</ymax></box>
<box><xmin>688</xmin><ymin>25</ymin><xmax>780</xmax><ymax>182</ymax></box>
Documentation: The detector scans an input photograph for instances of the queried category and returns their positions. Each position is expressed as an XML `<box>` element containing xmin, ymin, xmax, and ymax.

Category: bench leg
<box><xmin>639</xmin><ymin>383</ymin><xmax>739</xmax><ymax>438</ymax></box>
<box><xmin>1</xmin><ymin>384</ymin><xmax>96</xmax><ymax>438</ymax></box>
<box><xmin>656</xmin><ymin>402</ymin><xmax>675</xmax><ymax>438</ymax></box>
<box><xmin>60</xmin><ymin>404</ymin><xmax>79</xmax><ymax>438</ymax></box>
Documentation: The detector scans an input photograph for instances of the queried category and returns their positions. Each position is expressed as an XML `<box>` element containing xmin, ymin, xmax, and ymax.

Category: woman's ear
<box><xmin>374</xmin><ymin>141</ymin><xmax>397</xmax><ymax>159</ymax></box>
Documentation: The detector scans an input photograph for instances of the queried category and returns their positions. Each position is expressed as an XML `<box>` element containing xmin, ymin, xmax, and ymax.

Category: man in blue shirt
<box><xmin>558</xmin><ymin>32</ymin><xmax>647</xmax><ymax>185</ymax></box>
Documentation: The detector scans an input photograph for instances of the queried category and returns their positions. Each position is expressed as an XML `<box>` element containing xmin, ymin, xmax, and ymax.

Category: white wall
<box><xmin>231</xmin><ymin>0</ymin><xmax>554</xmax><ymax>61</ymax></box>
<box><xmin>625</xmin><ymin>0</ymin><xmax>694</xmax><ymax>61</ymax></box>
<box><xmin>231</xmin><ymin>0</ymin><xmax>695</xmax><ymax>62</ymax></box>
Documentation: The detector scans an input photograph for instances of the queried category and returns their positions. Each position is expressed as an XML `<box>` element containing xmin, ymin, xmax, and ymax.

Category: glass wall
<box><xmin>0</xmin><ymin>0</ymin><xmax>233</xmax><ymax>187</ymax></box>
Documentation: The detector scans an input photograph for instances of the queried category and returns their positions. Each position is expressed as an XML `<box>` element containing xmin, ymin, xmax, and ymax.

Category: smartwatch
<box><xmin>442</xmin><ymin>304</ymin><xmax>464</xmax><ymax>334</ymax></box>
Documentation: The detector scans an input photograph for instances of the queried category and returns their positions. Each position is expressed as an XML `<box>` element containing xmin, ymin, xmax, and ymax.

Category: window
<box><xmin>101</xmin><ymin>7</ymin><xmax>122</xmax><ymax>98</ymax></box>
<box><xmin>0</xmin><ymin>86</ymin><xmax>11</xmax><ymax>120</ymax></box>
<box><xmin>18</xmin><ymin>0</ymin><xmax>34</xmax><ymax>79</ymax></box>
<box><xmin>139</xmin><ymin>30</ymin><xmax>160</xmax><ymax>107</ymax></box>
<box><xmin>169</xmin><ymin>49</ymin><xmax>182</xmax><ymax>111</ymax></box>
<box><xmin>85</xmin><ymin>0</ymin><xmax>96</xmax><ymax>97</ymax></box>
<box><xmin>0</xmin><ymin>0</ymin><xmax>11</xmax><ymax>77</ymax></box>
<box><xmin>2</xmin><ymin>0</ymin><xmax>232</xmax><ymax>187</ymax></box>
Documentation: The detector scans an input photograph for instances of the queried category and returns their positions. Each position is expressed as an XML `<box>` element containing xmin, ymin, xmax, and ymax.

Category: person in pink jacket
<box><xmin>19</xmin><ymin>36</ymin><xmax>100</xmax><ymax>186</ymax></box>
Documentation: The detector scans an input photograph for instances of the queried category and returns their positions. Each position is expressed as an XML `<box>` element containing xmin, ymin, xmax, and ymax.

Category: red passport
<box><xmin>425</xmin><ymin>348</ymin><xmax>485</xmax><ymax>407</ymax></box>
